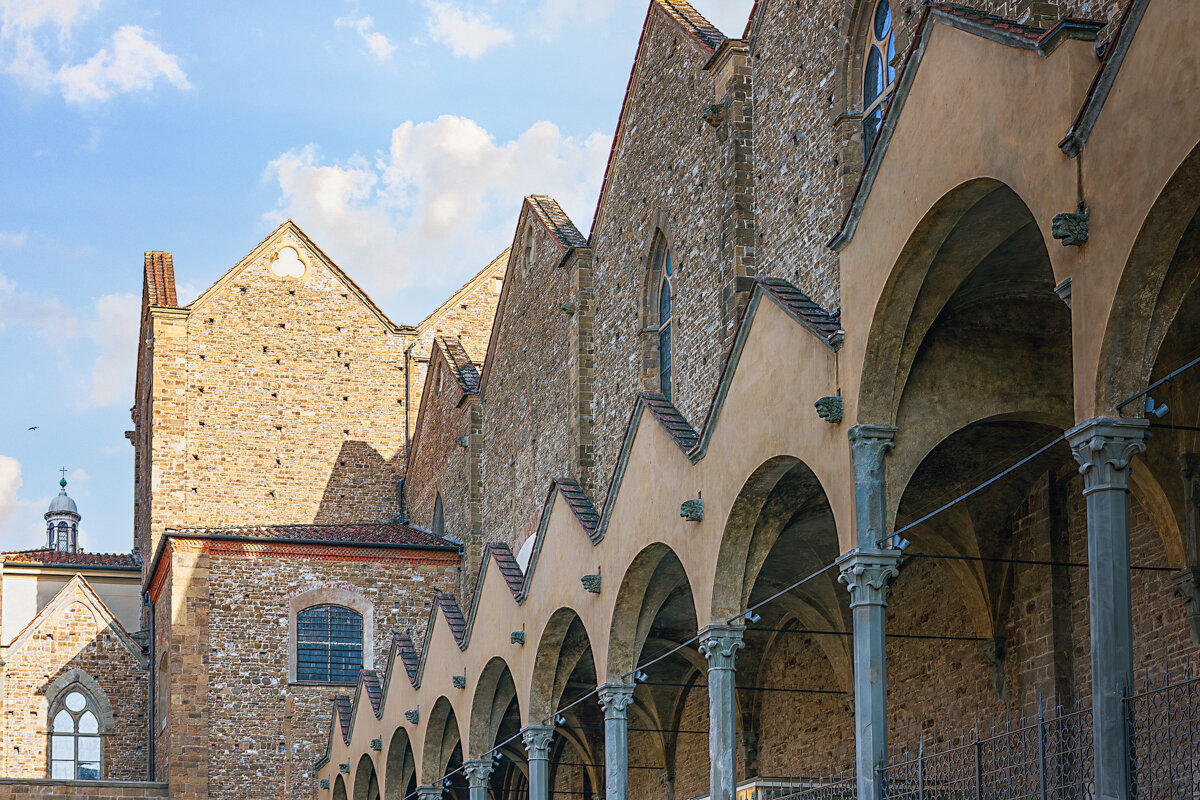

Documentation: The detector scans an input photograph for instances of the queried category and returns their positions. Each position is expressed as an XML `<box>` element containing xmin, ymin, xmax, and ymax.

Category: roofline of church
<box><xmin>142</xmin><ymin>529</ymin><xmax>463</xmax><ymax>594</ymax></box>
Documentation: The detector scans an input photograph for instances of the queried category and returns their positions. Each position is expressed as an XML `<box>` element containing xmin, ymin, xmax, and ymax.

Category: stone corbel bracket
<box><xmin>452</xmin><ymin>675</ymin><xmax>466</xmax><ymax>689</ymax></box>
<box><xmin>404</xmin><ymin>709</ymin><xmax>419</xmax><ymax>725</ymax></box>
<box><xmin>582</xmin><ymin>568</ymin><xmax>602</xmax><ymax>594</ymax></box>
<box><xmin>680</xmin><ymin>497</ymin><xmax>704</xmax><ymax>521</ymax></box>
<box><xmin>1052</xmin><ymin>204</ymin><xmax>1089</xmax><ymax>246</ymax></box>
<box><xmin>815</xmin><ymin>391</ymin><xmax>843</xmax><ymax>424</ymax></box>
<box><xmin>511</xmin><ymin>630</ymin><xmax>526</xmax><ymax>645</ymax></box>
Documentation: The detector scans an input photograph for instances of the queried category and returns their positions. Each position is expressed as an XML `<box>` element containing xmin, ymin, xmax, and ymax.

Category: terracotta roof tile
<box><xmin>4</xmin><ymin>549</ymin><xmax>141</xmax><ymax>569</ymax></box>
<box><xmin>391</xmin><ymin>631</ymin><xmax>420</xmax><ymax>681</ymax></box>
<box><xmin>165</xmin><ymin>522</ymin><xmax>458</xmax><ymax>549</ymax></box>
<box><xmin>437</xmin><ymin>336</ymin><xmax>481</xmax><ymax>394</ymax></box>
<box><xmin>486</xmin><ymin>543</ymin><xmax>524</xmax><ymax>598</ymax></box>
<box><xmin>553</xmin><ymin>478</ymin><xmax>600</xmax><ymax>537</ymax></box>
<box><xmin>639</xmin><ymin>393</ymin><xmax>699</xmax><ymax>451</ymax></box>
<box><xmin>143</xmin><ymin>252</ymin><xmax>177</xmax><ymax>308</ymax></box>
<box><xmin>756</xmin><ymin>278</ymin><xmax>843</xmax><ymax>346</ymax></box>
<box><xmin>333</xmin><ymin>695</ymin><xmax>352</xmax><ymax>743</ymax></box>
<box><xmin>435</xmin><ymin>592</ymin><xmax>467</xmax><ymax>645</ymax></box>
<box><xmin>527</xmin><ymin>196</ymin><xmax>588</xmax><ymax>249</ymax></box>
<box><xmin>655</xmin><ymin>0</ymin><xmax>725</xmax><ymax>51</ymax></box>
<box><xmin>359</xmin><ymin>670</ymin><xmax>382</xmax><ymax>716</ymax></box>
<box><xmin>927</xmin><ymin>2</ymin><xmax>1047</xmax><ymax>41</ymax></box>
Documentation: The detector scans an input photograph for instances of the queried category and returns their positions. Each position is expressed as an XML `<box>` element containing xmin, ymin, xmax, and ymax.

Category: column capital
<box><xmin>522</xmin><ymin>724</ymin><xmax>555</xmax><ymax>759</ymax></box>
<box><xmin>598</xmin><ymin>682</ymin><xmax>636</xmax><ymax>717</ymax></box>
<box><xmin>416</xmin><ymin>786</ymin><xmax>442</xmax><ymax>800</ymax></box>
<box><xmin>698</xmin><ymin>624</ymin><xmax>745</xmax><ymax>669</ymax></box>
<box><xmin>836</xmin><ymin>548</ymin><xmax>901</xmax><ymax>608</ymax></box>
<box><xmin>463</xmin><ymin>758</ymin><xmax>494</xmax><ymax>788</ymax></box>
<box><xmin>848</xmin><ymin>424</ymin><xmax>899</xmax><ymax>447</ymax></box>
<box><xmin>1067</xmin><ymin>417</ymin><xmax>1148</xmax><ymax>494</ymax></box>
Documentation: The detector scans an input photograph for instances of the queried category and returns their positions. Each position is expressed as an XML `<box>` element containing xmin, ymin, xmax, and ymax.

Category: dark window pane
<box><xmin>863</xmin><ymin>107</ymin><xmax>883</xmax><ymax>157</ymax></box>
<box><xmin>874</xmin><ymin>0</ymin><xmax>891</xmax><ymax>38</ymax></box>
<box><xmin>658</xmin><ymin>278</ymin><xmax>671</xmax><ymax>323</ymax></box>
<box><xmin>659</xmin><ymin>324</ymin><xmax>672</xmax><ymax>400</ymax></box>
<box><xmin>296</xmin><ymin>605</ymin><xmax>363</xmax><ymax>682</ymax></box>
<box><xmin>864</xmin><ymin>45</ymin><xmax>883</xmax><ymax>104</ymax></box>
<box><xmin>887</xmin><ymin>36</ymin><xmax>896</xmax><ymax>83</ymax></box>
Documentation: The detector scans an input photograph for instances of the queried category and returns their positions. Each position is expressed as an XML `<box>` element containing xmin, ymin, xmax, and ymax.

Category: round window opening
<box><xmin>270</xmin><ymin>246</ymin><xmax>306</xmax><ymax>279</ymax></box>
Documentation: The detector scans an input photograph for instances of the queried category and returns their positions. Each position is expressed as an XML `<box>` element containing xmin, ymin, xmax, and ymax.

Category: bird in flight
<box><xmin>27</xmin><ymin>426</ymin><xmax>38</xmax><ymax>431</ymax></box>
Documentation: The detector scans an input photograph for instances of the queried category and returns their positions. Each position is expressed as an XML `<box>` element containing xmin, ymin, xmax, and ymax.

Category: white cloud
<box><xmin>81</xmin><ymin>291</ymin><xmax>137</xmax><ymax>407</ymax></box>
<box><xmin>424</xmin><ymin>1</ymin><xmax>512</xmax><ymax>60</ymax></box>
<box><xmin>0</xmin><ymin>231</ymin><xmax>26</xmax><ymax>247</ymax></box>
<box><xmin>263</xmin><ymin>115</ymin><xmax>610</xmax><ymax>303</ymax></box>
<box><xmin>69</xmin><ymin>467</ymin><xmax>89</xmax><ymax>483</ymax></box>
<box><xmin>335</xmin><ymin>13</ymin><xmax>394</xmax><ymax>63</ymax></box>
<box><xmin>55</xmin><ymin>25</ymin><xmax>189</xmax><ymax>103</ymax></box>
<box><xmin>0</xmin><ymin>1</ymin><xmax>189</xmax><ymax>104</ymax></box>
<box><xmin>0</xmin><ymin>455</ymin><xmax>40</xmax><ymax>544</ymax></box>
<box><xmin>0</xmin><ymin>270</ymin><xmax>76</xmax><ymax>339</ymax></box>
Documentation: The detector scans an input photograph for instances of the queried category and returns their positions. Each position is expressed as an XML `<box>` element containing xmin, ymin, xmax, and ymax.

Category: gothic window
<box><xmin>156</xmin><ymin>653</ymin><xmax>168</xmax><ymax>730</ymax></box>
<box><xmin>49</xmin><ymin>688</ymin><xmax>101</xmax><ymax>780</ymax></box>
<box><xmin>862</xmin><ymin>0</ymin><xmax>896</xmax><ymax>156</ymax></box>
<box><xmin>296</xmin><ymin>604</ymin><xmax>363</xmax><ymax>683</ymax></box>
<box><xmin>655</xmin><ymin>244</ymin><xmax>674</xmax><ymax>400</ymax></box>
<box><xmin>56</xmin><ymin>522</ymin><xmax>70</xmax><ymax>551</ymax></box>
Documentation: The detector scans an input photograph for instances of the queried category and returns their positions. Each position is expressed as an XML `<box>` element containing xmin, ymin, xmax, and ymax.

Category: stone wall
<box><xmin>587</xmin><ymin>6</ymin><xmax>734</xmax><ymax>510</ymax></box>
<box><xmin>0</xmin><ymin>779</ymin><xmax>167</xmax><ymax>799</ymax></box>
<box><xmin>1</xmin><ymin>584</ymin><xmax>147</xmax><ymax>782</ymax></box>
<box><xmin>480</xmin><ymin>205</ymin><xmax>579</xmax><ymax>554</ymax></box>
<box><xmin>155</xmin><ymin>545</ymin><xmax>459</xmax><ymax>800</ymax></box>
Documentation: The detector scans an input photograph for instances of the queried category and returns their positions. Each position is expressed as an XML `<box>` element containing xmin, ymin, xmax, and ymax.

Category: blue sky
<box><xmin>0</xmin><ymin>0</ymin><xmax>755</xmax><ymax>554</ymax></box>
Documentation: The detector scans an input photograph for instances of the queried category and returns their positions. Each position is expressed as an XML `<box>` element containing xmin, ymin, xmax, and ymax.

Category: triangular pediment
<box><xmin>186</xmin><ymin>220</ymin><xmax>401</xmax><ymax>332</ymax></box>
<box><xmin>5</xmin><ymin>575</ymin><xmax>147</xmax><ymax>668</ymax></box>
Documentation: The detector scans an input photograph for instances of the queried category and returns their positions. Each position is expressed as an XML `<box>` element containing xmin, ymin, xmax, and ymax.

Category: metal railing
<box><xmin>1127</xmin><ymin>673</ymin><xmax>1200</xmax><ymax>799</ymax></box>
<box><xmin>880</xmin><ymin>703</ymin><xmax>1094</xmax><ymax>799</ymax></box>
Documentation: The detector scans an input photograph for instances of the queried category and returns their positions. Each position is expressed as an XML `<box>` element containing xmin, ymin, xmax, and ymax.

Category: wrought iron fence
<box><xmin>1126</xmin><ymin>673</ymin><xmax>1200</xmax><ymax>799</ymax></box>
<box><xmin>741</xmin><ymin>774</ymin><xmax>855</xmax><ymax>800</ymax></box>
<box><xmin>879</xmin><ymin>704</ymin><xmax>1094</xmax><ymax>799</ymax></box>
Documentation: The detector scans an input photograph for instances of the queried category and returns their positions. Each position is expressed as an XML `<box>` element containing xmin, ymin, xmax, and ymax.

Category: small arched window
<box><xmin>862</xmin><ymin>0</ymin><xmax>896</xmax><ymax>156</ymax></box>
<box><xmin>296</xmin><ymin>605</ymin><xmax>363</xmax><ymax>683</ymax></box>
<box><xmin>56</xmin><ymin>522</ymin><xmax>70</xmax><ymax>552</ymax></box>
<box><xmin>655</xmin><ymin>246</ymin><xmax>674</xmax><ymax>400</ymax></box>
<box><xmin>521</xmin><ymin>226</ymin><xmax>534</xmax><ymax>278</ymax></box>
<box><xmin>50</xmin><ymin>688</ymin><xmax>101</xmax><ymax>780</ymax></box>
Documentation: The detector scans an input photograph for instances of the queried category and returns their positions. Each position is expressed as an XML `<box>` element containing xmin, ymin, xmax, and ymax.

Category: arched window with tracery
<box><xmin>652</xmin><ymin>238</ymin><xmax>674</xmax><ymax>400</ymax></box>
<box><xmin>296</xmin><ymin>604</ymin><xmax>363</xmax><ymax>683</ymax></box>
<box><xmin>49</xmin><ymin>687</ymin><xmax>101</xmax><ymax>780</ymax></box>
<box><xmin>862</xmin><ymin>0</ymin><xmax>896</xmax><ymax>156</ymax></box>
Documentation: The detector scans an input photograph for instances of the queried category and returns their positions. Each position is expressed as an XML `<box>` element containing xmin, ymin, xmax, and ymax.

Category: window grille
<box><xmin>863</xmin><ymin>0</ymin><xmax>896</xmax><ymax>157</ymax></box>
<box><xmin>296</xmin><ymin>604</ymin><xmax>363</xmax><ymax>683</ymax></box>
<box><xmin>50</xmin><ymin>689</ymin><xmax>101</xmax><ymax>781</ymax></box>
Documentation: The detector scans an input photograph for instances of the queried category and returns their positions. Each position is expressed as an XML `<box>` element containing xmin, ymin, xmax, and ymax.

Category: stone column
<box><xmin>1067</xmin><ymin>417</ymin><xmax>1148</xmax><ymax>800</ymax></box>
<box><xmin>416</xmin><ymin>786</ymin><xmax>442</xmax><ymax>800</ymax></box>
<box><xmin>464</xmin><ymin>758</ymin><xmax>494</xmax><ymax>800</ymax></box>
<box><xmin>598</xmin><ymin>683</ymin><xmax>636</xmax><ymax>800</ymax></box>
<box><xmin>522</xmin><ymin>725</ymin><xmax>554</xmax><ymax>800</ymax></box>
<box><xmin>841</xmin><ymin>424</ymin><xmax>901</xmax><ymax>800</ymax></box>
<box><xmin>1172</xmin><ymin>454</ymin><xmax>1200</xmax><ymax>644</ymax></box>
<box><xmin>837</xmin><ymin>549</ymin><xmax>900</xmax><ymax>800</ymax></box>
<box><xmin>698</xmin><ymin>624</ymin><xmax>745</xmax><ymax>800</ymax></box>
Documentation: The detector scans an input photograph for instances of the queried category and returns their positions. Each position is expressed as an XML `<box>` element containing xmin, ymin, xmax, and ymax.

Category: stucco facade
<box><xmin>318</xmin><ymin>3</ymin><xmax>1200</xmax><ymax>800</ymax></box>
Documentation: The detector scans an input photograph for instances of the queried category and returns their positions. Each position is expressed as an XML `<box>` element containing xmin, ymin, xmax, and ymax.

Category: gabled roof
<box><xmin>186</xmin><ymin>220</ymin><xmax>403</xmax><ymax>332</ymax></box>
<box><xmin>414</xmin><ymin>249</ymin><xmax>509</xmax><ymax>338</ymax></box>
<box><xmin>829</xmin><ymin>3</ymin><xmax>1103</xmax><ymax>251</ymax></box>
<box><xmin>526</xmin><ymin>195</ymin><xmax>587</xmax><ymax>250</ymax></box>
<box><xmin>3</xmin><ymin>549</ymin><xmax>141</xmax><ymax>570</ymax></box>
<box><xmin>143</xmin><ymin>252</ymin><xmax>177</xmax><ymax>309</ymax></box>
<box><xmin>437</xmin><ymin>336</ymin><xmax>481</xmax><ymax>395</ymax></box>
<box><xmin>5</xmin><ymin>574</ymin><xmax>147</xmax><ymax>667</ymax></box>
<box><xmin>588</xmin><ymin>0</ymin><xmax>729</xmax><ymax>240</ymax></box>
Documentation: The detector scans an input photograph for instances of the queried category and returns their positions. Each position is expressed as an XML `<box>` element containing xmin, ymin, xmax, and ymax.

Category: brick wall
<box><xmin>1</xmin><ymin>586</ymin><xmax>147</xmax><ymax>782</ymax></box>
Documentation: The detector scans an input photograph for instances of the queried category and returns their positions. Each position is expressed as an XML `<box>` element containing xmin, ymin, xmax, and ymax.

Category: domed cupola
<box><xmin>44</xmin><ymin>473</ymin><xmax>80</xmax><ymax>553</ymax></box>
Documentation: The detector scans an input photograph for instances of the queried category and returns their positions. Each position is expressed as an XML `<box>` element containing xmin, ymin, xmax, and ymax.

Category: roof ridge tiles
<box><xmin>527</xmin><ymin>196</ymin><xmax>588</xmax><ymax>250</ymax></box>
<box><xmin>638</xmin><ymin>392</ymin><xmax>699</xmax><ymax>451</ymax></box>
<box><xmin>391</xmin><ymin>631</ymin><xmax>421</xmax><ymax>682</ymax></box>
<box><xmin>552</xmin><ymin>478</ymin><xmax>601</xmax><ymax>536</ymax></box>
<box><xmin>654</xmin><ymin>0</ymin><xmax>726</xmax><ymax>51</ymax></box>
<box><xmin>485</xmin><ymin>542</ymin><xmax>525</xmax><ymax>598</ymax></box>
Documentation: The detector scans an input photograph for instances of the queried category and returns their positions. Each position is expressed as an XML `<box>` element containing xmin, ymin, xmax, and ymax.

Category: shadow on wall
<box><xmin>313</xmin><ymin>441</ymin><xmax>406</xmax><ymax>525</ymax></box>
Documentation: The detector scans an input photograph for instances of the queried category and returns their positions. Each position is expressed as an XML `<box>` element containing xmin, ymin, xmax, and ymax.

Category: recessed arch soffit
<box><xmin>384</xmin><ymin>727</ymin><xmax>415</xmax><ymax>800</ymax></box>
